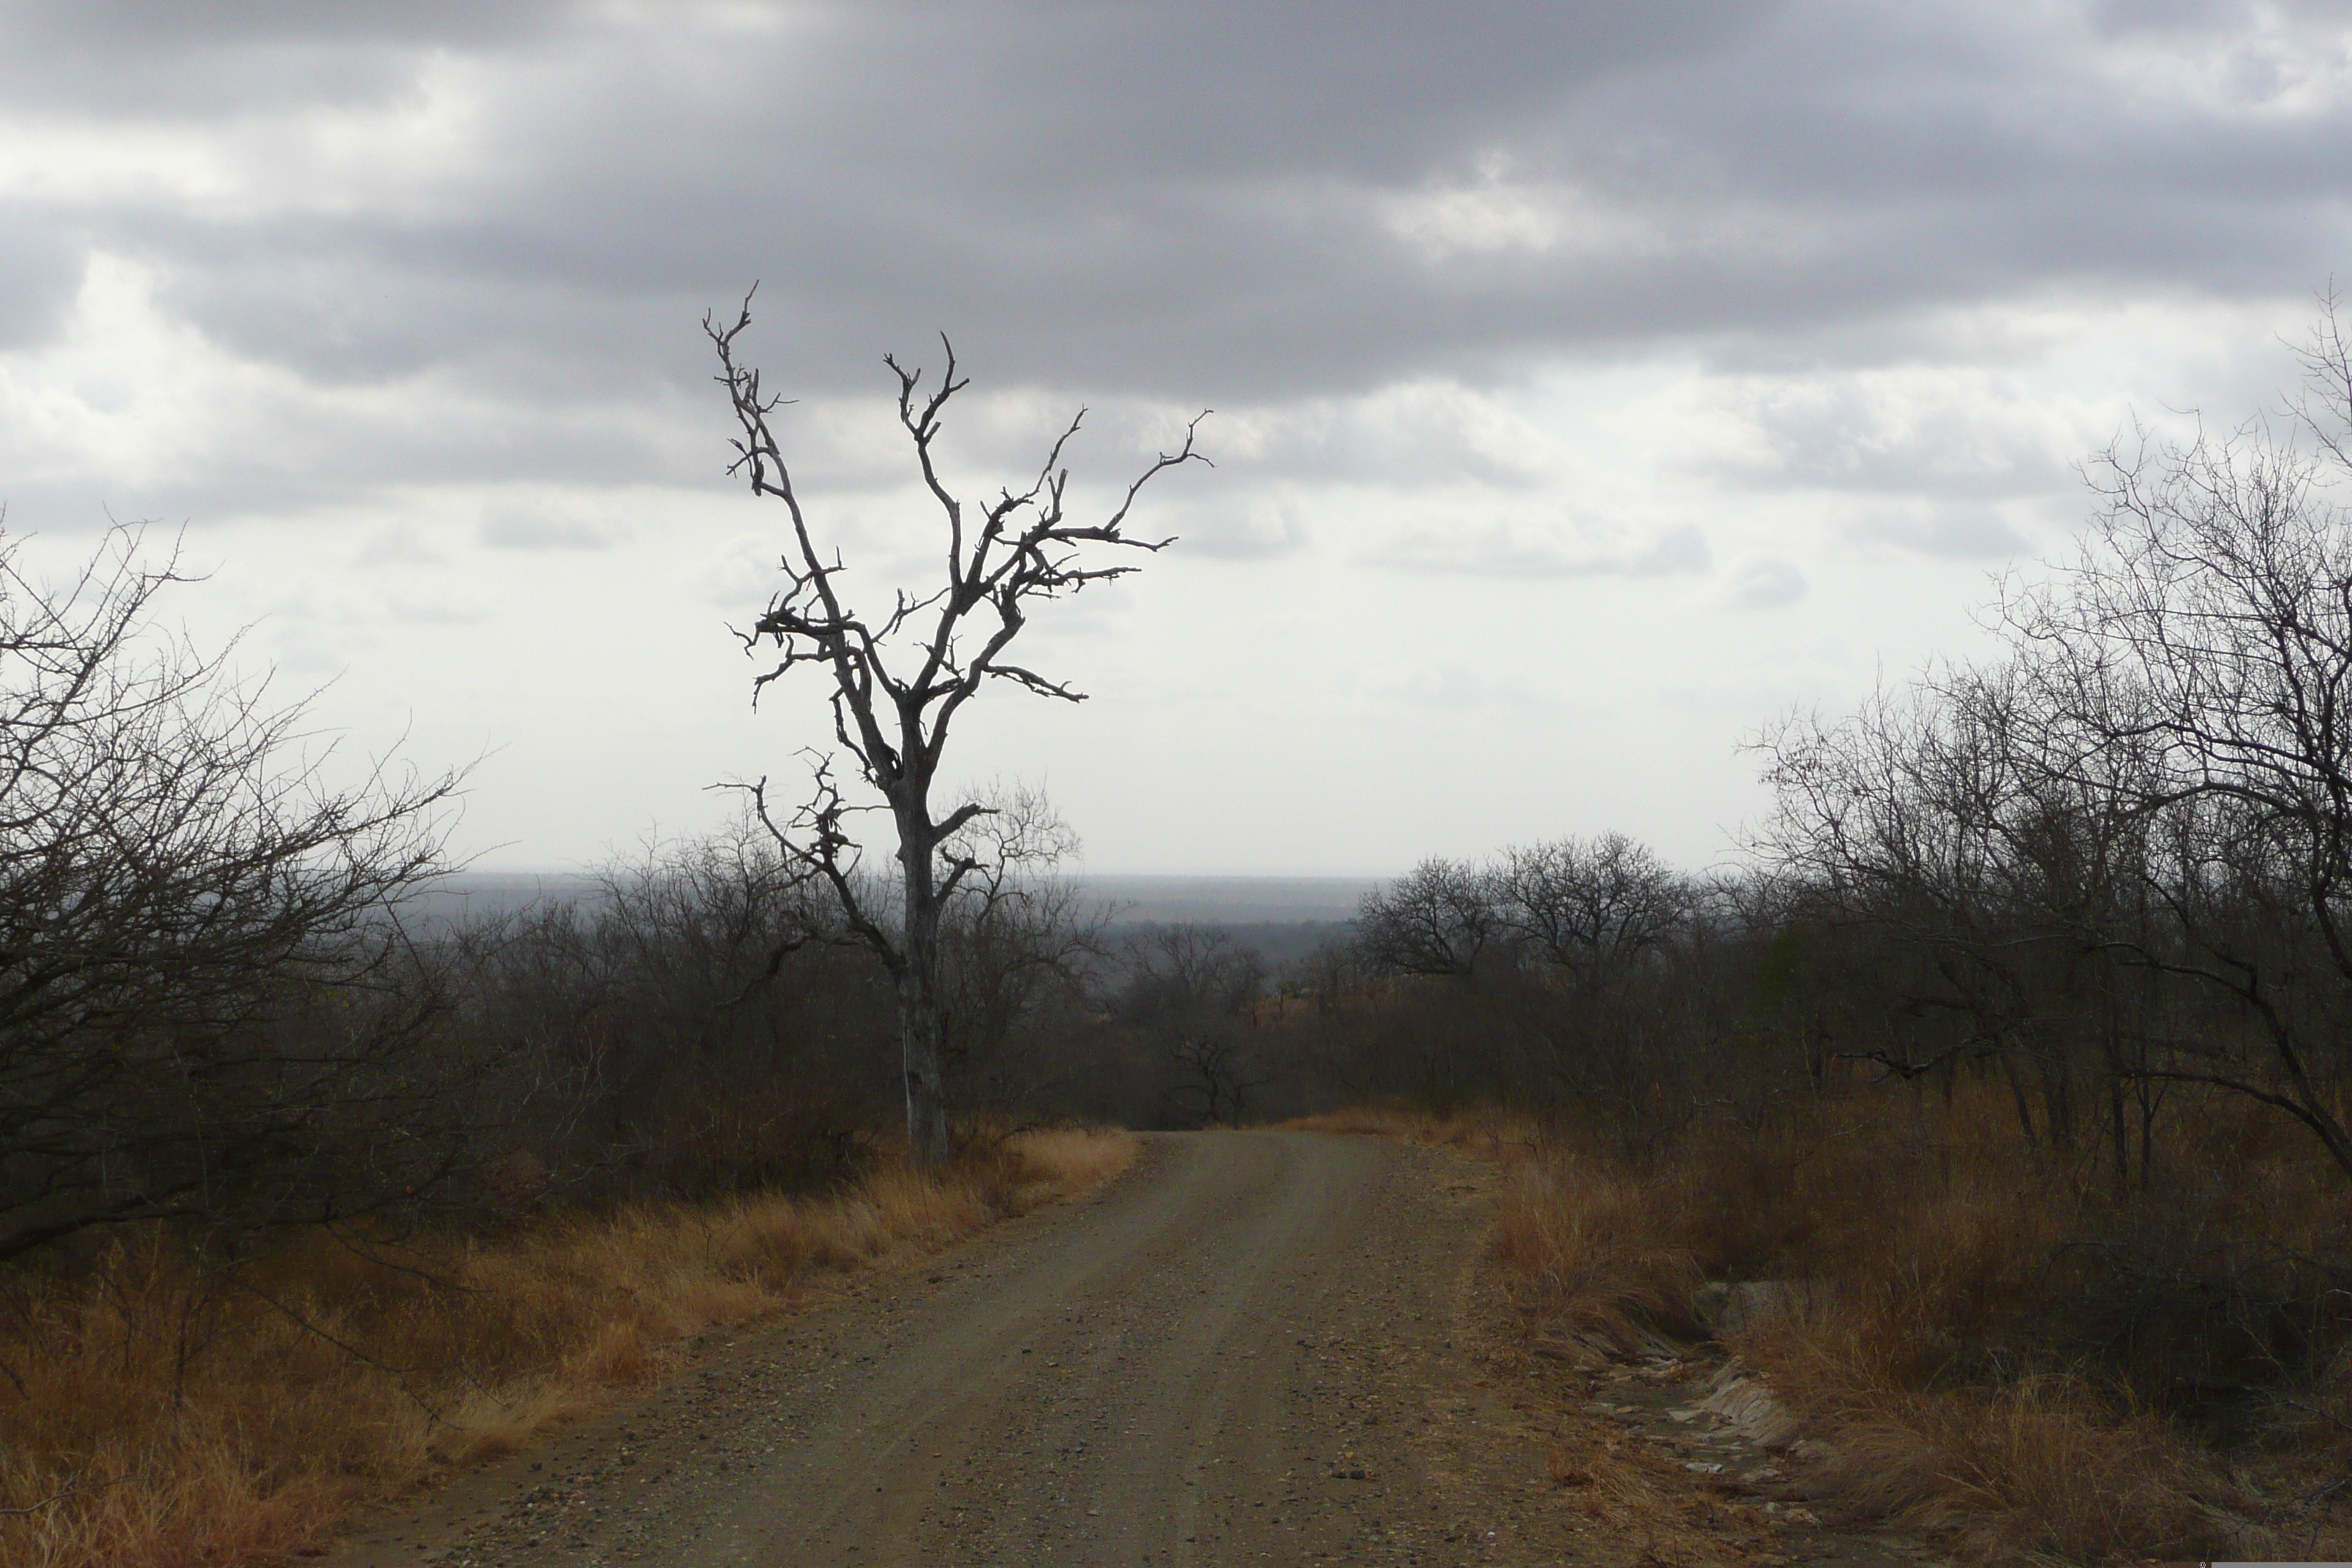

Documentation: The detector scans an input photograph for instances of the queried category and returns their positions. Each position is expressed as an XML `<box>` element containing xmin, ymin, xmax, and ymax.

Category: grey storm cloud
<box><xmin>9</xmin><ymin>1</ymin><xmax>2351</xmax><ymax>410</ymax></box>
<box><xmin>0</xmin><ymin>0</ymin><xmax>575</xmax><ymax>111</ymax></box>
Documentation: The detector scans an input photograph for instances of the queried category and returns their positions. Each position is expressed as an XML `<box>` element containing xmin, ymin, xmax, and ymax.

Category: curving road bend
<box><xmin>330</xmin><ymin>1131</ymin><xmax>1567</xmax><ymax>1567</ymax></box>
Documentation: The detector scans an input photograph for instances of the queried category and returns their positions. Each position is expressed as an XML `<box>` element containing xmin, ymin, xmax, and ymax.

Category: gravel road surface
<box><xmin>328</xmin><ymin>1130</ymin><xmax>1584</xmax><ymax>1567</ymax></box>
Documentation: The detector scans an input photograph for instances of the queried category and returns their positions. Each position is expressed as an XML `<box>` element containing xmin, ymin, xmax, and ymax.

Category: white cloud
<box><xmin>1379</xmin><ymin>160</ymin><xmax>1665</xmax><ymax>264</ymax></box>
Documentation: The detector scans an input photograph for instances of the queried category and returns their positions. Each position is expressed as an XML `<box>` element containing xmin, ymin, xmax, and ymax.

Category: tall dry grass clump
<box><xmin>1297</xmin><ymin>1105</ymin><xmax>1702</xmax><ymax>1343</ymax></box>
<box><xmin>1490</xmin><ymin>1156</ymin><xmax>1700</xmax><ymax>1352</ymax></box>
<box><xmin>0</xmin><ymin>1128</ymin><xmax>1135</xmax><ymax>1568</ymax></box>
<box><xmin>1728</xmin><ymin>1310</ymin><xmax>2239</xmax><ymax>1561</ymax></box>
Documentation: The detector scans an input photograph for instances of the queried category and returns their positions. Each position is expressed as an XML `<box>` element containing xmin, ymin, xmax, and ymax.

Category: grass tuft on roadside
<box><xmin>1729</xmin><ymin>1319</ymin><xmax>2241</xmax><ymax>1561</ymax></box>
<box><xmin>1490</xmin><ymin>1156</ymin><xmax>1703</xmax><ymax>1353</ymax></box>
<box><xmin>0</xmin><ymin>1127</ymin><xmax>1136</xmax><ymax>1568</ymax></box>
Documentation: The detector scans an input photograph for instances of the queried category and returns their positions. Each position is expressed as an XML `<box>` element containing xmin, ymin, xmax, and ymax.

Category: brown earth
<box><xmin>323</xmin><ymin>1131</ymin><xmax>1940</xmax><ymax>1568</ymax></box>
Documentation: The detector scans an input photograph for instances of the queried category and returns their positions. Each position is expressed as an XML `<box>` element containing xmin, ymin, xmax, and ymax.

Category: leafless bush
<box><xmin>1751</xmin><ymin>298</ymin><xmax>2352</xmax><ymax>1187</ymax></box>
<box><xmin>440</xmin><ymin>816</ymin><xmax>888</xmax><ymax>1200</ymax></box>
<box><xmin>932</xmin><ymin>786</ymin><xmax>1109</xmax><ymax>1118</ymax></box>
<box><xmin>0</xmin><ymin>527</ymin><xmax>472</xmax><ymax>1265</ymax></box>
<box><xmin>1338</xmin><ymin>838</ymin><xmax>1719</xmax><ymax>1123</ymax></box>
<box><xmin>1501</xmin><ymin>834</ymin><xmax>1692</xmax><ymax>981</ymax></box>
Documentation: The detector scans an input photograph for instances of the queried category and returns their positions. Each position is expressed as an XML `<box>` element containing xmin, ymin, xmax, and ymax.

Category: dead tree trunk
<box><xmin>897</xmin><ymin>811</ymin><xmax>952</xmax><ymax>1164</ymax></box>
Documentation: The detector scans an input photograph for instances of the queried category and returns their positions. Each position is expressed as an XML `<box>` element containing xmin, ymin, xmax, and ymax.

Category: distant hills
<box><xmin>403</xmin><ymin>871</ymin><xmax>1376</xmax><ymax>932</ymax></box>
<box><xmin>1074</xmin><ymin>875</ymin><xmax>1375</xmax><ymax>926</ymax></box>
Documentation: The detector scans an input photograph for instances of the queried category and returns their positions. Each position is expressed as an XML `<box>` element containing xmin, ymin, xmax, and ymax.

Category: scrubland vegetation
<box><xmin>1294</xmin><ymin>1084</ymin><xmax>2350</xmax><ymax>1558</ymax></box>
<box><xmin>1430</xmin><ymin>1086</ymin><xmax>2347</xmax><ymax>1561</ymax></box>
<box><xmin>14</xmin><ymin>309</ymin><xmax>2352</xmax><ymax>1567</ymax></box>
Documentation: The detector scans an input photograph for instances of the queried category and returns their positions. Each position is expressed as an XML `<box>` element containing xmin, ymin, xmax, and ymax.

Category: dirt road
<box><xmin>329</xmin><ymin>1130</ymin><xmax>1612</xmax><ymax>1567</ymax></box>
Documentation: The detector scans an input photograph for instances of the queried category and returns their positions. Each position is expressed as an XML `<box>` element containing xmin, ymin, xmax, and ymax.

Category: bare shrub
<box><xmin>1115</xmin><ymin>924</ymin><xmax>1270</xmax><ymax>1125</ymax></box>
<box><xmin>0</xmin><ymin>526</ymin><xmax>471</xmax><ymax>1265</ymax></box>
<box><xmin>1355</xmin><ymin>857</ymin><xmax>1504</xmax><ymax>978</ymax></box>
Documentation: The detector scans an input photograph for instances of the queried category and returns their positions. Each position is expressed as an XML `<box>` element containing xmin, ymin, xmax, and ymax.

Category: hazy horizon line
<box><xmin>447</xmin><ymin>867</ymin><xmax>1401</xmax><ymax>883</ymax></box>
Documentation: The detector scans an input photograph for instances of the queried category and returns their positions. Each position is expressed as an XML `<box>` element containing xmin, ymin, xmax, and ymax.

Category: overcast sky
<box><xmin>4</xmin><ymin>0</ymin><xmax>2350</xmax><ymax>875</ymax></box>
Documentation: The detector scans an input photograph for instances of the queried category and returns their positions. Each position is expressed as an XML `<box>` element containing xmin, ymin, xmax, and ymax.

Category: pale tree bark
<box><xmin>708</xmin><ymin>295</ymin><xmax>1206</xmax><ymax>1166</ymax></box>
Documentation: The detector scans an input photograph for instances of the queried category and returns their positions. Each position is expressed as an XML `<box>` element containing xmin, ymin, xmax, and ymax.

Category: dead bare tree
<box><xmin>1354</xmin><ymin>857</ymin><xmax>1504</xmax><ymax>978</ymax></box>
<box><xmin>1500</xmin><ymin>834</ymin><xmax>1691</xmax><ymax>984</ymax></box>
<box><xmin>707</xmin><ymin>297</ymin><xmax>1207</xmax><ymax>1165</ymax></box>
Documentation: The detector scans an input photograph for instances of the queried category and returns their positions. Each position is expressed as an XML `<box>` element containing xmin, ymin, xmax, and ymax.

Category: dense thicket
<box><xmin>432</xmin><ymin>815</ymin><xmax>1115</xmax><ymax>1203</ymax></box>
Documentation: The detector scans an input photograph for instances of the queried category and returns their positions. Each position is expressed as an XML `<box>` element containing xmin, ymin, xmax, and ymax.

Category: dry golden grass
<box><xmin>1533</xmin><ymin>1425</ymin><xmax>1757</xmax><ymax>1568</ymax></box>
<box><xmin>1730</xmin><ymin>1317</ymin><xmax>2240</xmax><ymax>1561</ymax></box>
<box><xmin>0</xmin><ymin>1127</ymin><xmax>1136</xmax><ymax>1568</ymax></box>
<box><xmin>1416</xmin><ymin>1085</ymin><xmax>2352</xmax><ymax>1563</ymax></box>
